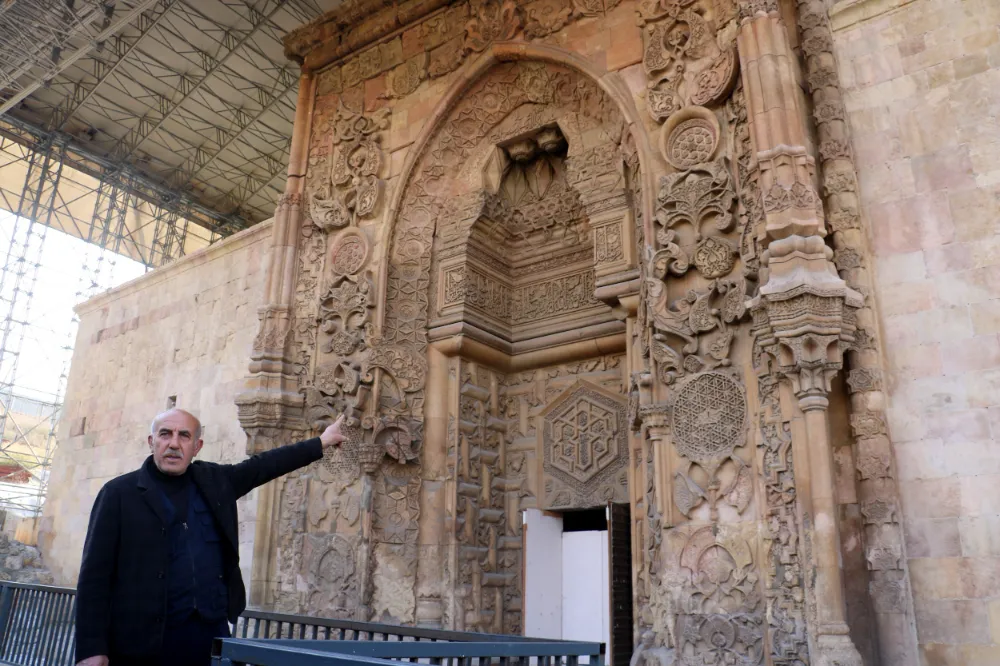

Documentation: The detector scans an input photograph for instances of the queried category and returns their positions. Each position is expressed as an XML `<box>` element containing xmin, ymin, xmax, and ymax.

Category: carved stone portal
<box><xmin>244</xmin><ymin>8</ymin><xmax>909</xmax><ymax>660</ymax></box>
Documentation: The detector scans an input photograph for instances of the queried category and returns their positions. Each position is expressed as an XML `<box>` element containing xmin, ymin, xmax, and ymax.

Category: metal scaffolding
<box><xmin>0</xmin><ymin>113</ymin><xmax>224</xmax><ymax>516</ymax></box>
<box><xmin>0</xmin><ymin>0</ymin><xmax>340</xmax><ymax>516</ymax></box>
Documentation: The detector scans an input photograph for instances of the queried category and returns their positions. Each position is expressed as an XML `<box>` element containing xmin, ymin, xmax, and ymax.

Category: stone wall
<box><xmin>0</xmin><ymin>534</ymin><xmax>53</xmax><ymax>585</ymax></box>
<box><xmin>832</xmin><ymin>0</ymin><xmax>1000</xmax><ymax>663</ymax></box>
<box><xmin>37</xmin><ymin>221</ymin><xmax>273</xmax><ymax>586</ymax></box>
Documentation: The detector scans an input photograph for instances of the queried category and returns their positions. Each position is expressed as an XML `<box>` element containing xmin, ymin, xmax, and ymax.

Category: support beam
<box><xmin>0</xmin><ymin>0</ymin><xmax>162</xmax><ymax>117</ymax></box>
<box><xmin>112</xmin><ymin>0</ymin><xmax>290</xmax><ymax>163</ymax></box>
<box><xmin>52</xmin><ymin>0</ymin><xmax>182</xmax><ymax>131</ymax></box>
<box><xmin>0</xmin><ymin>115</ymin><xmax>248</xmax><ymax>238</ymax></box>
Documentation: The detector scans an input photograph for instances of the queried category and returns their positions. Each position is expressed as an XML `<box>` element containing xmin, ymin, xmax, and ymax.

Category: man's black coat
<box><xmin>75</xmin><ymin>438</ymin><xmax>324</xmax><ymax>662</ymax></box>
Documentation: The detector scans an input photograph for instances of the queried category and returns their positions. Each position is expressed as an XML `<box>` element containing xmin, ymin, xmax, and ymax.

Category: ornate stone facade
<box><xmin>235</xmin><ymin>0</ymin><xmax>920</xmax><ymax>663</ymax></box>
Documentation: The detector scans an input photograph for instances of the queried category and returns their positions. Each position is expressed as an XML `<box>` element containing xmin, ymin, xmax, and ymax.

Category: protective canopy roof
<box><xmin>0</xmin><ymin>0</ymin><xmax>339</xmax><ymax>230</ymax></box>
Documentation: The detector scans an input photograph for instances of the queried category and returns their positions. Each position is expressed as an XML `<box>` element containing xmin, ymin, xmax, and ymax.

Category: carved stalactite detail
<box><xmin>738</xmin><ymin>0</ymin><xmax>778</xmax><ymax>20</ymax></box>
<box><xmin>382</xmin><ymin>61</ymin><xmax>623</xmax><ymax>426</ymax></box>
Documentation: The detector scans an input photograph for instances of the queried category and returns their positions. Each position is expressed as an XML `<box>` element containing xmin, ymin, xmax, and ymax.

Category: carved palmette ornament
<box><xmin>646</xmin><ymin>274</ymin><xmax>746</xmax><ymax>383</ymax></box>
<box><xmin>523</xmin><ymin>0</ymin><xmax>572</xmax><ymax>38</ymax></box>
<box><xmin>465</xmin><ymin>0</ymin><xmax>522</xmax><ymax>53</ymax></box>
<box><xmin>669</xmin><ymin>526</ymin><xmax>764</xmax><ymax>666</ymax></box>
<box><xmin>647</xmin><ymin>77</ymin><xmax>683</xmax><ymax>124</ymax></box>
<box><xmin>320</xmin><ymin>274</ymin><xmax>375</xmax><ymax>356</ymax></box>
<box><xmin>351</xmin><ymin>415</ymin><xmax>423</xmax><ymax>474</ymax></box>
<box><xmin>689</xmin><ymin>49</ymin><xmax>738</xmax><ymax>107</ymax></box>
<box><xmin>653</xmin><ymin>157</ymin><xmax>738</xmax><ymax>279</ymax></box>
<box><xmin>638</xmin><ymin>0</ymin><xmax>737</xmax><ymax>123</ymax></box>
<box><xmin>639</xmin><ymin>0</ymin><xmax>713</xmax><ymax>122</ymax></box>
<box><xmin>363</xmin><ymin>343</ymin><xmax>429</xmax><ymax>413</ymax></box>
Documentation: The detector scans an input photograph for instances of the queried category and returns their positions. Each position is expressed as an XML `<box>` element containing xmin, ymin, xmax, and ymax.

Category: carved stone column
<box><xmin>237</xmin><ymin>69</ymin><xmax>317</xmax><ymax>438</ymax></box>
<box><xmin>795</xmin><ymin>0</ymin><xmax>919</xmax><ymax>661</ymax></box>
<box><xmin>738</xmin><ymin>6</ymin><xmax>864</xmax><ymax>664</ymax></box>
<box><xmin>753</xmin><ymin>291</ymin><xmax>863</xmax><ymax>665</ymax></box>
<box><xmin>236</xmin><ymin>70</ymin><xmax>317</xmax><ymax>606</ymax></box>
<box><xmin>414</xmin><ymin>343</ymin><xmax>451</xmax><ymax>628</ymax></box>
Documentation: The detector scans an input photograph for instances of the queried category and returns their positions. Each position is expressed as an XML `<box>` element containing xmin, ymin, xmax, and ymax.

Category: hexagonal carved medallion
<box><xmin>539</xmin><ymin>380</ymin><xmax>628</xmax><ymax>510</ymax></box>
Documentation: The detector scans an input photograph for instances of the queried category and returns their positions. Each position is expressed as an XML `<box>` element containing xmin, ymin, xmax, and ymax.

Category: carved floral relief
<box><xmin>637</xmin><ymin>0</ymin><xmax>737</xmax><ymax>123</ymax></box>
<box><xmin>310</xmin><ymin>102</ymin><xmax>390</xmax><ymax>232</ymax></box>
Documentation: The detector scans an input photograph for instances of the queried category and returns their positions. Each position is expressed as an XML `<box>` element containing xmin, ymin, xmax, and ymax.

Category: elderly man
<box><xmin>75</xmin><ymin>408</ymin><xmax>345</xmax><ymax>666</ymax></box>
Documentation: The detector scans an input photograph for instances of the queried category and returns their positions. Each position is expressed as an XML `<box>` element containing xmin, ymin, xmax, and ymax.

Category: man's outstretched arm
<box><xmin>228</xmin><ymin>416</ymin><xmax>346</xmax><ymax>498</ymax></box>
<box><xmin>75</xmin><ymin>485</ymin><xmax>120</xmax><ymax>665</ymax></box>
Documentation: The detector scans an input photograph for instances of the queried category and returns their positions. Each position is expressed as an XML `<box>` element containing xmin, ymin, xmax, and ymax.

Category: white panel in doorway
<box><xmin>523</xmin><ymin>509</ymin><xmax>564</xmax><ymax>639</ymax></box>
<box><xmin>561</xmin><ymin>530</ymin><xmax>610</xmax><ymax>649</ymax></box>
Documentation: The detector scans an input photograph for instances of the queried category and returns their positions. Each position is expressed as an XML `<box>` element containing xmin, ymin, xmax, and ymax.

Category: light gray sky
<box><xmin>0</xmin><ymin>211</ymin><xmax>146</xmax><ymax>404</ymax></box>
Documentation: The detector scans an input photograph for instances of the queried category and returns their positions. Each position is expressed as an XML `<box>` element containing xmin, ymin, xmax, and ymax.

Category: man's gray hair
<box><xmin>150</xmin><ymin>408</ymin><xmax>203</xmax><ymax>441</ymax></box>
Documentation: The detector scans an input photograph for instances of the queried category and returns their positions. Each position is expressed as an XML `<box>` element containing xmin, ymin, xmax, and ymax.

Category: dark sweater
<box><xmin>145</xmin><ymin>458</ymin><xmax>227</xmax><ymax>623</ymax></box>
<box><xmin>146</xmin><ymin>457</ymin><xmax>192</xmax><ymax>518</ymax></box>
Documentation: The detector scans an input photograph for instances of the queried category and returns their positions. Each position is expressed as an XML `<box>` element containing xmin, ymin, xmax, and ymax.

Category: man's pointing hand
<box><xmin>320</xmin><ymin>414</ymin><xmax>347</xmax><ymax>449</ymax></box>
<box><xmin>77</xmin><ymin>657</ymin><xmax>108</xmax><ymax>666</ymax></box>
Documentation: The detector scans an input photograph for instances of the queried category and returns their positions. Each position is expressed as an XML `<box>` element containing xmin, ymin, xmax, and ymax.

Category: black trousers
<box><xmin>110</xmin><ymin>614</ymin><xmax>231</xmax><ymax>666</ymax></box>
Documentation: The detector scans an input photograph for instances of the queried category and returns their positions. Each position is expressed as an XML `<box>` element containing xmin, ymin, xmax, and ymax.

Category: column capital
<box><xmin>750</xmin><ymin>235</ymin><xmax>862</xmax><ymax>409</ymax></box>
<box><xmin>638</xmin><ymin>402</ymin><xmax>672</xmax><ymax>432</ymax></box>
<box><xmin>737</xmin><ymin>0</ymin><xmax>780</xmax><ymax>21</ymax></box>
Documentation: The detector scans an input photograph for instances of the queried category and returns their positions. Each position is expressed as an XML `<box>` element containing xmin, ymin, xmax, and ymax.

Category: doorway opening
<box><xmin>523</xmin><ymin>504</ymin><xmax>632</xmax><ymax>666</ymax></box>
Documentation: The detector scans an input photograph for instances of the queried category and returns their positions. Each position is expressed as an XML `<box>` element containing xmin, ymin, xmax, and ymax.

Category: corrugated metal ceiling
<box><xmin>0</xmin><ymin>0</ymin><xmax>339</xmax><ymax>229</ymax></box>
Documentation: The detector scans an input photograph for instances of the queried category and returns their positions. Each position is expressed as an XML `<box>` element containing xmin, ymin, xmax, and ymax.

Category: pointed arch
<box><xmin>373</xmin><ymin>42</ymin><xmax>658</xmax><ymax>330</ymax></box>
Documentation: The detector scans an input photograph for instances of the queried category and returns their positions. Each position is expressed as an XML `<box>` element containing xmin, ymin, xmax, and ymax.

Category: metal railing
<box><xmin>213</xmin><ymin>637</ymin><xmax>604</xmax><ymax>666</ymax></box>
<box><xmin>0</xmin><ymin>582</ymin><xmax>76</xmax><ymax>666</ymax></box>
<box><xmin>0</xmin><ymin>582</ymin><xmax>604</xmax><ymax>666</ymax></box>
<box><xmin>234</xmin><ymin>611</ymin><xmax>552</xmax><ymax>643</ymax></box>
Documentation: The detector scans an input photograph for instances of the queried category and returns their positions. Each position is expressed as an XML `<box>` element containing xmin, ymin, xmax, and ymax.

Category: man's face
<box><xmin>148</xmin><ymin>411</ymin><xmax>203</xmax><ymax>475</ymax></box>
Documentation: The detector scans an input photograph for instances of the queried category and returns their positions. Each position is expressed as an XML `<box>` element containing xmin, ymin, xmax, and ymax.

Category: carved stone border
<box><xmin>794</xmin><ymin>1</ymin><xmax>919</xmax><ymax>663</ymax></box>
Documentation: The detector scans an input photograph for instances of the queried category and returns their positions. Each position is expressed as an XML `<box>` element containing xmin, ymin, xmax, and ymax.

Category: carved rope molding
<box><xmin>795</xmin><ymin>0</ymin><xmax>919</xmax><ymax>663</ymax></box>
